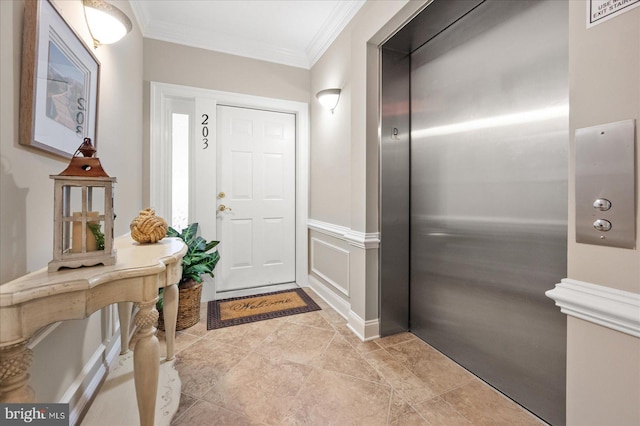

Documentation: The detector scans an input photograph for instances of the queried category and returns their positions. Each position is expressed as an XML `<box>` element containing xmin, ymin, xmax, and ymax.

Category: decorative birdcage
<box><xmin>48</xmin><ymin>138</ymin><xmax>117</xmax><ymax>272</ymax></box>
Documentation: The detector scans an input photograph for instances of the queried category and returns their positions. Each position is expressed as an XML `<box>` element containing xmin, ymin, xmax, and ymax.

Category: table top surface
<box><xmin>0</xmin><ymin>235</ymin><xmax>187</xmax><ymax>307</ymax></box>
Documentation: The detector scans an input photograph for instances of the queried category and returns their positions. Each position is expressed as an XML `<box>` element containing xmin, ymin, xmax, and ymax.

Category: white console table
<box><xmin>0</xmin><ymin>235</ymin><xmax>187</xmax><ymax>426</ymax></box>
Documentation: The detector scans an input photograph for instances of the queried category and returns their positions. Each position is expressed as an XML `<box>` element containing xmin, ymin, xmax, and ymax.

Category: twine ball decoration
<box><xmin>130</xmin><ymin>208</ymin><xmax>168</xmax><ymax>244</ymax></box>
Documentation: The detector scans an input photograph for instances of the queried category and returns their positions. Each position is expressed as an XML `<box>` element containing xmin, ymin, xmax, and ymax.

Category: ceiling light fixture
<box><xmin>83</xmin><ymin>0</ymin><xmax>132</xmax><ymax>48</ymax></box>
<box><xmin>316</xmin><ymin>88</ymin><xmax>341</xmax><ymax>114</ymax></box>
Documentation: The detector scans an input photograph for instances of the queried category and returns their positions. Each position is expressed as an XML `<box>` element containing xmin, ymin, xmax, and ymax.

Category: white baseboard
<box><xmin>27</xmin><ymin>322</ymin><xmax>62</xmax><ymax>349</ymax></box>
<box><xmin>307</xmin><ymin>275</ymin><xmax>380</xmax><ymax>341</ymax></box>
<box><xmin>60</xmin><ymin>329</ymin><xmax>122</xmax><ymax>426</ymax></box>
<box><xmin>546</xmin><ymin>278</ymin><xmax>640</xmax><ymax>338</ymax></box>
<box><xmin>307</xmin><ymin>275</ymin><xmax>350</xmax><ymax>320</ymax></box>
<box><xmin>347</xmin><ymin>310</ymin><xmax>380</xmax><ymax>342</ymax></box>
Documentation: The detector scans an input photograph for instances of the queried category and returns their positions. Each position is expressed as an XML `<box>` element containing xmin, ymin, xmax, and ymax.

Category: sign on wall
<box><xmin>587</xmin><ymin>0</ymin><xmax>640</xmax><ymax>28</ymax></box>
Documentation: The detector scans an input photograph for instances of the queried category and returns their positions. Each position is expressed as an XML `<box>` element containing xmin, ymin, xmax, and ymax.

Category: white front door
<box><xmin>215</xmin><ymin>105</ymin><xmax>296</xmax><ymax>292</ymax></box>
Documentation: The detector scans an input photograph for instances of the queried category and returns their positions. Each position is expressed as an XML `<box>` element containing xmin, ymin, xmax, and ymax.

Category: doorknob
<box><xmin>218</xmin><ymin>204</ymin><xmax>232</xmax><ymax>212</ymax></box>
<box><xmin>218</xmin><ymin>192</ymin><xmax>226</xmax><ymax>199</ymax></box>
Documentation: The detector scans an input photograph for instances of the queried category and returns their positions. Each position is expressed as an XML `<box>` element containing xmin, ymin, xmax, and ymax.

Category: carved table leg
<box><xmin>117</xmin><ymin>302</ymin><xmax>133</xmax><ymax>354</ymax></box>
<box><xmin>133</xmin><ymin>300</ymin><xmax>159</xmax><ymax>426</ymax></box>
<box><xmin>162</xmin><ymin>284</ymin><xmax>178</xmax><ymax>360</ymax></box>
<box><xmin>0</xmin><ymin>341</ymin><xmax>35</xmax><ymax>403</ymax></box>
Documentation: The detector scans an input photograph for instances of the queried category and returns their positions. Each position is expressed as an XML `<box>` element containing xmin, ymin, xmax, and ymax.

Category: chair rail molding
<box><xmin>307</xmin><ymin>219</ymin><xmax>380</xmax><ymax>249</ymax></box>
<box><xmin>546</xmin><ymin>278</ymin><xmax>640</xmax><ymax>338</ymax></box>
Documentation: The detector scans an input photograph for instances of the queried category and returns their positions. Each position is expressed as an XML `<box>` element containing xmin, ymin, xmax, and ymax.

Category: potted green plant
<box><xmin>157</xmin><ymin>223</ymin><xmax>220</xmax><ymax>331</ymax></box>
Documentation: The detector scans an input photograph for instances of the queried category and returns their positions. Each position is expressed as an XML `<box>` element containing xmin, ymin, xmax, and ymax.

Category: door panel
<box><xmin>231</xmin><ymin>151</ymin><xmax>253</xmax><ymax>198</ymax></box>
<box><xmin>216</xmin><ymin>106</ymin><xmax>296</xmax><ymax>292</ymax></box>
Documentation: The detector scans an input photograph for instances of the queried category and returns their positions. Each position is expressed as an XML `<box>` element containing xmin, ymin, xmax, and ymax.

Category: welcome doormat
<box><xmin>207</xmin><ymin>288</ymin><xmax>321</xmax><ymax>330</ymax></box>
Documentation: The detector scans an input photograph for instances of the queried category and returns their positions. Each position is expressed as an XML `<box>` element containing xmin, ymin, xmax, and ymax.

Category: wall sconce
<box><xmin>83</xmin><ymin>0</ymin><xmax>132</xmax><ymax>48</ymax></box>
<box><xmin>316</xmin><ymin>88</ymin><xmax>341</xmax><ymax>114</ymax></box>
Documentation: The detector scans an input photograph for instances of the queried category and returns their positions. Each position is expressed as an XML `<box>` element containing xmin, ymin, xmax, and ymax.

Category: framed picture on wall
<box><xmin>20</xmin><ymin>0</ymin><xmax>100</xmax><ymax>159</ymax></box>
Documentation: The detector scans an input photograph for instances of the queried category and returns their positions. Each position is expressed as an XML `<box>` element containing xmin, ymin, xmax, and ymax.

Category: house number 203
<box><xmin>201</xmin><ymin>113</ymin><xmax>209</xmax><ymax>149</ymax></box>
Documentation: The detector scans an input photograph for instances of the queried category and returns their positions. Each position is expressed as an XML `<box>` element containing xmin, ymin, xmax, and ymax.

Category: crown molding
<box><xmin>306</xmin><ymin>0</ymin><xmax>366</xmax><ymax>67</ymax></box>
<box><xmin>546</xmin><ymin>278</ymin><xmax>640</xmax><ymax>338</ymax></box>
<box><xmin>131</xmin><ymin>1</ymin><xmax>365</xmax><ymax>69</ymax></box>
<box><xmin>128</xmin><ymin>0</ymin><xmax>150</xmax><ymax>32</ymax></box>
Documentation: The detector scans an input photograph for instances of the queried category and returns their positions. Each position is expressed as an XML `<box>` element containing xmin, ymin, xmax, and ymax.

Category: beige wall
<box><xmin>567</xmin><ymin>318</ymin><xmax>640</xmax><ymax>425</ymax></box>
<box><xmin>566</xmin><ymin>2</ymin><xmax>640</xmax><ymax>425</ymax></box>
<box><xmin>308</xmin><ymin>0</ymin><xmax>423</xmax><ymax>327</ymax></box>
<box><xmin>309</xmin><ymin>0</ymin><xmax>422</xmax><ymax>230</ymax></box>
<box><xmin>568</xmin><ymin>2</ymin><xmax>640</xmax><ymax>294</ymax></box>
<box><xmin>1</xmin><ymin>0</ymin><xmax>143</xmax><ymax>406</ymax></box>
<box><xmin>309</xmin><ymin>27</ymin><xmax>352</xmax><ymax>227</ymax></box>
<box><xmin>142</xmin><ymin>38</ymin><xmax>311</xmax><ymax>208</ymax></box>
<box><xmin>143</xmin><ymin>38</ymin><xmax>310</xmax><ymax>103</ymax></box>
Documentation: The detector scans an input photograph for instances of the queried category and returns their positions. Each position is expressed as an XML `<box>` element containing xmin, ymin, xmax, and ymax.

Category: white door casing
<box><xmin>216</xmin><ymin>106</ymin><xmax>296</xmax><ymax>291</ymax></box>
<box><xmin>149</xmin><ymin>82</ymin><xmax>309</xmax><ymax>302</ymax></box>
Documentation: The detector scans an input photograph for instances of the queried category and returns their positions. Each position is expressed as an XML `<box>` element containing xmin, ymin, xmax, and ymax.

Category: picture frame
<box><xmin>20</xmin><ymin>0</ymin><xmax>100</xmax><ymax>159</ymax></box>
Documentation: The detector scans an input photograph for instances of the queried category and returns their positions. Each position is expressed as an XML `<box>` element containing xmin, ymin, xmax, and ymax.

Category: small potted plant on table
<box><xmin>158</xmin><ymin>223</ymin><xmax>220</xmax><ymax>331</ymax></box>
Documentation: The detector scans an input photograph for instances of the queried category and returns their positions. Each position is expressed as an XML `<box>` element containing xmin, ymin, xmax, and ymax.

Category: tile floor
<box><xmin>159</xmin><ymin>288</ymin><xmax>545</xmax><ymax>426</ymax></box>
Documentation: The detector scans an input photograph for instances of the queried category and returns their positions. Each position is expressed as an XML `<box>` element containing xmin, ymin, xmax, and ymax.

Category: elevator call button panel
<box><xmin>575</xmin><ymin>119</ymin><xmax>636</xmax><ymax>249</ymax></box>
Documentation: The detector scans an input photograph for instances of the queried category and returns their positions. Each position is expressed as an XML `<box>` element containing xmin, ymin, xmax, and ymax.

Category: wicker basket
<box><xmin>158</xmin><ymin>281</ymin><xmax>202</xmax><ymax>331</ymax></box>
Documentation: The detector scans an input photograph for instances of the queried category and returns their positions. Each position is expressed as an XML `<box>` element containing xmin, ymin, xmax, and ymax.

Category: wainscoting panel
<box><xmin>307</xmin><ymin>219</ymin><xmax>381</xmax><ymax>340</ymax></box>
<box><xmin>310</xmin><ymin>237</ymin><xmax>350</xmax><ymax>296</ymax></box>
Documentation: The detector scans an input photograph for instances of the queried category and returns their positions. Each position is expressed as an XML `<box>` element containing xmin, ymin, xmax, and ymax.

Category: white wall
<box><xmin>0</xmin><ymin>0</ymin><xmax>143</xmax><ymax>417</ymax></box>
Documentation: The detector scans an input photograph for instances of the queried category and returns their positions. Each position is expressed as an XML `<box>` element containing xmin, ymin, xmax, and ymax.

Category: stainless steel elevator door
<box><xmin>409</xmin><ymin>1</ymin><xmax>567</xmax><ymax>425</ymax></box>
